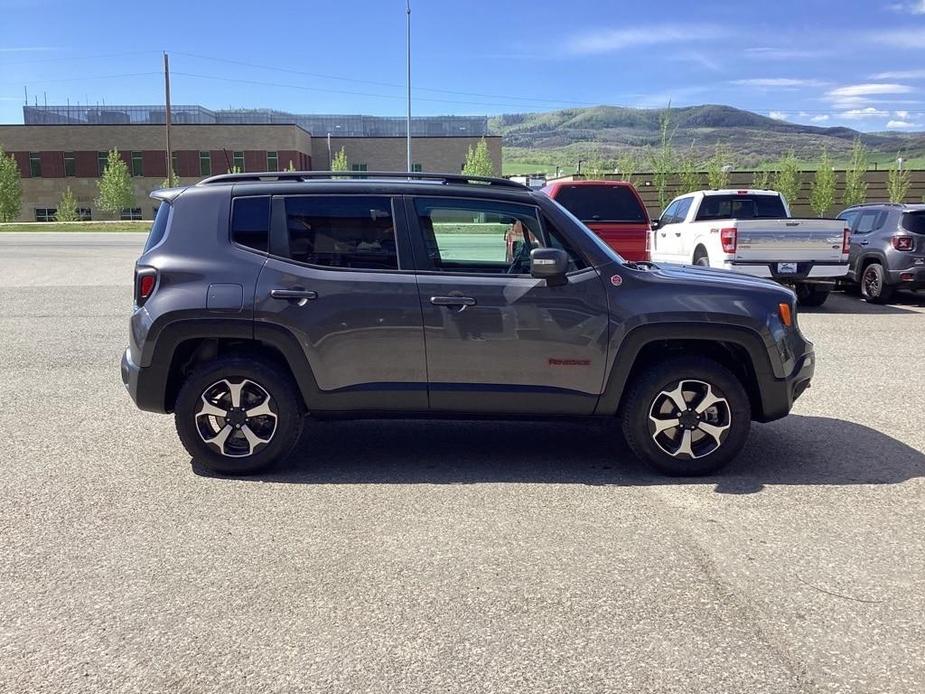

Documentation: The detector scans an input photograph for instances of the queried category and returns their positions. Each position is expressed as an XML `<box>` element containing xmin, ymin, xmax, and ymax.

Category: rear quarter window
<box><xmin>143</xmin><ymin>202</ymin><xmax>171</xmax><ymax>253</ymax></box>
<box><xmin>231</xmin><ymin>196</ymin><xmax>271</xmax><ymax>252</ymax></box>
<box><xmin>552</xmin><ymin>185</ymin><xmax>647</xmax><ymax>223</ymax></box>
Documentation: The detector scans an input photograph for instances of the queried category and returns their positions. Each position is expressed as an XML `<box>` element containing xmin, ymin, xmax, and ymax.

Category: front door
<box><xmin>253</xmin><ymin>193</ymin><xmax>427</xmax><ymax>411</ymax></box>
<box><xmin>407</xmin><ymin>196</ymin><xmax>609</xmax><ymax>414</ymax></box>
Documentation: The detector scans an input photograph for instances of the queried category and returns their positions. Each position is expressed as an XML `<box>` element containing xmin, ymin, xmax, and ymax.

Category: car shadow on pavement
<box><xmin>799</xmin><ymin>291</ymin><xmax>925</xmax><ymax>315</ymax></box>
<box><xmin>191</xmin><ymin>415</ymin><xmax>924</xmax><ymax>494</ymax></box>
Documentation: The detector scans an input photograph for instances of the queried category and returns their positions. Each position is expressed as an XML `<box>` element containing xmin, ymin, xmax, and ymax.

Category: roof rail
<box><xmin>845</xmin><ymin>201</ymin><xmax>906</xmax><ymax>209</ymax></box>
<box><xmin>196</xmin><ymin>170</ymin><xmax>528</xmax><ymax>189</ymax></box>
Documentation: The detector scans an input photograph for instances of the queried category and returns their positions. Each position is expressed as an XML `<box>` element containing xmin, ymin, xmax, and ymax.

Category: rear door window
<box><xmin>854</xmin><ymin>210</ymin><xmax>881</xmax><ymax>234</ymax></box>
<box><xmin>281</xmin><ymin>196</ymin><xmax>398</xmax><ymax>270</ymax></box>
<box><xmin>695</xmin><ymin>195</ymin><xmax>787</xmax><ymax>220</ymax></box>
<box><xmin>901</xmin><ymin>211</ymin><xmax>925</xmax><ymax>234</ymax></box>
<box><xmin>553</xmin><ymin>185</ymin><xmax>647</xmax><ymax>223</ymax></box>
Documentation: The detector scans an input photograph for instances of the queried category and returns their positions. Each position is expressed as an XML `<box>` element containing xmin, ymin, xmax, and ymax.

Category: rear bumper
<box><xmin>726</xmin><ymin>261</ymin><xmax>848</xmax><ymax>282</ymax></box>
<box><xmin>121</xmin><ymin>348</ymin><xmax>169</xmax><ymax>413</ymax></box>
<box><xmin>755</xmin><ymin>350</ymin><xmax>815</xmax><ymax>423</ymax></box>
<box><xmin>887</xmin><ymin>263</ymin><xmax>925</xmax><ymax>288</ymax></box>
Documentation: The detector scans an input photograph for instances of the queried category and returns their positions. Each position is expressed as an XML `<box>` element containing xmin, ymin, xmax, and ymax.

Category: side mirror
<box><xmin>651</xmin><ymin>218</ymin><xmax>661</xmax><ymax>230</ymax></box>
<box><xmin>530</xmin><ymin>247</ymin><xmax>569</xmax><ymax>286</ymax></box>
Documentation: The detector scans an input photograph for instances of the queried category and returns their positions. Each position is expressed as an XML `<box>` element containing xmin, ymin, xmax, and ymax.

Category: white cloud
<box><xmin>565</xmin><ymin>24</ymin><xmax>727</xmax><ymax>55</ymax></box>
<box><xmin>732</xmin><ymin>78</ymin><xmax>826</xmax><ymax>88</ymax></box>
<box><xmin>839</xmin><ymin>107</ymin><xmax>890</xmax><ymax>119</ymax></box>
<box><xmin>742</xmin><ymin>47</ymin><xmax>829</xmax><ymax>60</ymax></box>
<box><xmin>895</xmin><ymin>110</ymin><xmax>910</xmax><ymax>118</ymax></box>
<box><xmin>827</xmin><ymin>83</ymin><xmax>913</xmax><ymax>98</ymax></box>
<box><xmin>887</xmin><ymin>1</ymin><xmax>925</xmax><ymax>15</ymax></box>
<box><xmin>810</xmin><ymin>114</ymin><xmax>830</xmax><ymax>122</ymax></box>
<box><xmin>886</xmin><ymin>119</ymin><xmax>920</xmax><ymax>128</ymax></box>
<box><xmin>868</xmin><ymin>29</ymin><xmax>925</xmax><ymax>48</ymax></box>
<box><xmin>769</xmin><ymin>111</ymin><xmax>789</xmax><ymax>120</ymax></box>
<box><xmin>870</xmin><ymin>68</ymin><xmax>925</xmax><ymax>79</ymax></box>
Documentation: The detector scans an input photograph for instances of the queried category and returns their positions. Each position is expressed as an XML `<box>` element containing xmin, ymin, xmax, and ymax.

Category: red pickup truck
<box><xmin>541</xmin><ymin>179</ymin><xmax>651</xmax><ymax>261</ymax></box>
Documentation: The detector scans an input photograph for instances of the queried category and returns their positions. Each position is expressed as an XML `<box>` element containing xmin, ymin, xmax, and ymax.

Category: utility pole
<box><xmin>164</xmin><ymin>52</ymin><xmax>173</xmax><ymax>183</ymax></box>
<box><xmin>406</xmin><ymin>0</ymin><xmax>412</xmax><ymax>172</ymax></box>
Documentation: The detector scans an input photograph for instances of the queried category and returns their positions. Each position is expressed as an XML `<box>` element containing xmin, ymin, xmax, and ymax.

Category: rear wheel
<box><xmin>174</xmin><ymin>357</ymin><xmax>303</xmax><ymax>475</ymax></box>
<box><xmin>795</xmin><ymin>283</ymin><xmax>831</xmax><ymax>307</ymax></box>
<box><xmin>693</xmin><ymin>248</ymin><xmax>710</xmax><ymax>267</ymax></box>
<box><xmin>860</xmin><ymin>263</ymin><xmax>894</xmax><ymax>304</ymax></box>
<box><xmin>621</xmin><ymin>357</ymin><xmax>751</xmax><ymax>476</ymax></box>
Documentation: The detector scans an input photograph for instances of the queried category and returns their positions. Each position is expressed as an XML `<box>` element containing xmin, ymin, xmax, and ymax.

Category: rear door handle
<box><xmin>431</xmin><ymin>295</ymin><xmax>477</xmax><ymax>309</ymax></box>
<box><xmin>271</xmin><ymin>288</ymin><xmax>318</xmax><ymax>305</ymax></box>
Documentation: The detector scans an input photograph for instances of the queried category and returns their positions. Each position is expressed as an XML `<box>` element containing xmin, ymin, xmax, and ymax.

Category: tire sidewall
<box><xmin>175</xmin><ymin>358</ymin><xmax>303</xmax><ymax>475</ymax></box>
<box><xmin>861</xmin><ymin>263</ymin><xmax>885</xmax><ymax>302</ymax></box>
<box><xmin>622</xmin><ymin>357</ymin><xmax>751</xmax><ymax>476</ymax></box>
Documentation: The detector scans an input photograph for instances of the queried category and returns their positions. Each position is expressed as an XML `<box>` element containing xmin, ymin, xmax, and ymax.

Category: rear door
<box><xmin>252</xmin><ymin>193</ymin><xmax>427</xmax><ymax>411</ymax></box>
<box><xmin>406</xmin><ymin>195</ymin><xmax>609</xmax><ymax>415</ymax></box>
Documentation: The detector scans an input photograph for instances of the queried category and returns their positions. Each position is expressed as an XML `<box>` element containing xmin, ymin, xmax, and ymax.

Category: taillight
<box><xmin>842</xmin><ymin>228</ymin><xmax>851</xmax><ymax>255</ymax></box>
<box><xmin>892</xmin><ymin>235</ymin><xmax>914</xmax><ymax>251</ymax></box>
<box><xmin>135</xmin><ymin>267</ymin><xmax>157</xmax><ymax>307</ymax></box>
<box><xmin>720</xmin><ymin>227</ymin><xmax>737</xmax><ymax>254</ymax></box>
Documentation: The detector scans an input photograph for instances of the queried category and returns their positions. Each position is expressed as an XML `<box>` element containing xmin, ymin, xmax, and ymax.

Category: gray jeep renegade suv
<box><xmin>122</xmin><ymin>171</ymin><xmax>814</xmax><ymax>476</ymax></box>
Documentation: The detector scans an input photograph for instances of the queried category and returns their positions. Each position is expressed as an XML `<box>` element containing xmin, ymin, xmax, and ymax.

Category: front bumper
<box><xmin>755</xmin><ymin>350</ymin><xmax>815</xmax><ymax>422</ymax></box>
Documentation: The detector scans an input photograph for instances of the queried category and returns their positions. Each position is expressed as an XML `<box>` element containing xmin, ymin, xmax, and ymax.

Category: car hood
<box><xmin>630</xmin><ymin>261</ymin><xmax>793</xmax><ymax>295</ymax></box>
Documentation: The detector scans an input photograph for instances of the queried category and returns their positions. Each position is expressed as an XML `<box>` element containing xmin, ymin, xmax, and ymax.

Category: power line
<box><xmin>0</xmin><ymin>50</ymin><xmax>159</xmax><ymax>67</ymax></box>
<box><xmin>0</xmin><ymin>72</ymin><xmax>161</xmax><ymax>87</ymax></box>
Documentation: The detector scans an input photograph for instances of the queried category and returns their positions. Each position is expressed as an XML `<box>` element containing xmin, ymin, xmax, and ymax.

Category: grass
<box><xmin>0</xmin><ymin>221</ymin><xmax>151</xmax><ymax>232</ymax></box>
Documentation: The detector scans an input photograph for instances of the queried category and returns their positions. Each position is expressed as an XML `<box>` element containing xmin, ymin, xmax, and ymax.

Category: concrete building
<box><xmin>1</xmin><ymin>106</ymin><xmax>502</xmax><ymax>221</ymax></box>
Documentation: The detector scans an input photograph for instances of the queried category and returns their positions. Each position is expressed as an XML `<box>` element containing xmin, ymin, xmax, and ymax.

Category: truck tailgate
<box><xmin>734</xmin><ymin>219</ymin><xmax>846</xmax><ymax>262</ymax></box>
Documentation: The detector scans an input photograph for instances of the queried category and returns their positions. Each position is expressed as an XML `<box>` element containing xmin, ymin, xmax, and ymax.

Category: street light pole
<box><xmin>164</xmin><ymin>52</ymin><xmax>172</xmax><ymax>184</ymax></box>
<box><xmin>406</xmin><ymin>0</ymin><xmax>412</xmax><ymax>173</ymax></box>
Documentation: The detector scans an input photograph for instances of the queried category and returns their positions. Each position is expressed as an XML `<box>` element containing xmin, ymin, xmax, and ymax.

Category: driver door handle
<box><xmin>431</xmin><ymin>296</ymin><xmax>476</xmax><ymax>307</ymax></box>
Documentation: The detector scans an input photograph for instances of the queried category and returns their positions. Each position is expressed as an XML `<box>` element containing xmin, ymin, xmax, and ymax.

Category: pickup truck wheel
<box><xmin>860</xmin><ymin>263</ymin><xmax>894</xmax><ymax>304</ymax></box>
<box><xmin>174</xmin><ymin>357</ymin><xmax>303</xmax><ymax>475</ymax></box>
<box><xmin>621</xmin><ymin>357</ymin><xmax>751</xmax><ymax>476</ymax></box>
<box><xmin>795</xmin><ymin>283</ymin><xmax>830</xmax><ymax>307</ymax></box>
<box><xmin>693</xmin><ymin>249</ymin><xmax>710</xmax><ymax>267</ymax></box>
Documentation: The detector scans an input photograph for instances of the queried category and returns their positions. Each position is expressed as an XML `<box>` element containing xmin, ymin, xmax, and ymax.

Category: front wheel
<box><xmin>795</xmin><ymin>283</ymin><xmax>831</xmax><ymax>307</ymax></box>
<box><xmin>174</xmin><ymin>357</ymin><xmax>303</xmax><ymax>475</ymax></box>
<box><xmin>621</xmin><ymin>357</ymin><xmax>751</xmax><ymax>476</ymax></box>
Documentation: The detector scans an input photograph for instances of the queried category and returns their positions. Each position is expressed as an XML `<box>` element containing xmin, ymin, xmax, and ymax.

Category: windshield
<box><xmin>695</xmin><ymin>194</ymin><xmax>787</xmax><ymax>221</ymax></box>
<box><xmin>553</xmin><ymin>185</ymin><xmax>647</xmax><ymax>223</ymax></box>
<box><xmin>550</xmin><ymin>200</ymin><xmax>625</xmax><ymax>263</ymax></box>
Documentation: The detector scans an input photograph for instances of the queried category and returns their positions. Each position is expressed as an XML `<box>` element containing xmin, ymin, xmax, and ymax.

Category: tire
<box><xmin>860</xmin><ymin>263</ymin><xmax>894</xmax><ymax>304</ymax></box>
<box><xmin>795</xmin><ymin>283</ymin><xmax>831</xmax><ymax>307</ymax></box>
<box><xmin>693</xmin><ymin>249</ymin><xmax>710</xmax><ymax>267</ymax></box>
<box><xmin>621</xmin><ymin>357</ymin><xmax>751</xmax><ymax>476</ymax></box>
<box><xmin>174</xmin><ymin>357</ymin><xmax>303</xmax><ymax>475</ymax></box>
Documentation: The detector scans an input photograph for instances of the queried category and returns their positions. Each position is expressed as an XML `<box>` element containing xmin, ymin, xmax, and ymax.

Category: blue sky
<box><xmin>1</xmin><ymin>0</ymin><xmax>924</xmax><ymax>131</ymax></box>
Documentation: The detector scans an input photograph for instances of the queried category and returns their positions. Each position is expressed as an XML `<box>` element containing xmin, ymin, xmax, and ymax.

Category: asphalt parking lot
<box><xmin>1</xmin><ymin>232</ymin><xmax>924</xmax><ymax>693</ymax></box>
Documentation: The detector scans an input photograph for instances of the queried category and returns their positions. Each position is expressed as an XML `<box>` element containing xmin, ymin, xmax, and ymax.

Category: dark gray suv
<box><xmin>122</xmin><ymin>171</ymin><xmax>814</xmax><ymax>476</ymax></box>
<box><xmin>837</xmin><ymin>203</ymin><xmax>925</xmax><ymax>303</ymax></box>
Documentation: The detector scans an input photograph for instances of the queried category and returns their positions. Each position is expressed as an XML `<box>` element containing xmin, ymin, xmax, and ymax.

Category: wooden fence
<box><xmin>553</xmin><ymin>170</ymin><xmax>925</xmax><ymax>219</ymax></box>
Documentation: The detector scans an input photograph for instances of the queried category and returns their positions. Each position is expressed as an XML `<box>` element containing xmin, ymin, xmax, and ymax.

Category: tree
<box><xmin>843</xmin><ymin>137</ymin><xmax>868</xmax><ymax>207</ymax></box>
<box><xmin>678</xmin><ymin>146</ymin><xmax>701</xmax><ymax>194</ymax></box>
<box><xmin>649</xmin><ymin>105</ymin><xmax>676</xmax><ymax>209</ymax></box>
<box><xmin>96</xmin><ymin>148</ymin><xmax>135</xmax><ymax>213</ymax></box>
<box><xmin>462</xmin><ymin>137</ymin><xmax>494</xmax><ymax>177</ymax></box>
<box><xmin>809</xmin><ymin>147</ymin><xmax>836</xmax><ymax>217</ymax></box>
<box><xmin>752</xmin><ymin>168</ymin><xmax>774</xmax><ymax>190</ymax></box>
<box><xmin>161</xmin><ymin>169</ymin><xmax>180</xmax><ymax>188</ymax></box>
<box><xmin>330</xmin><ymin>146</ymin><xmax>349</xmax><ymax>172</ymax></box>
<box><xmin>225</xmin><ymin>165</ymin><xmax>242</xmax><ymax>174</ymax></box>
<box><xmin>773</xmin><ymin>150</ymin><xmax>802</xmax><ymax>209</ymax></box>
<box><xmin>56</xmin><ymin>186</ymin><xmax>80</xmax><ymax>222</ymax></box>
<box><xmin>615</xmin><ymin>151</ymin><xmax>638</xmax><ymax>184</ymax></box>
<box><xmin>706</xmin><ymin>144</ymin><xmax>731</xmax><ymax>190</ymax></box>
<box><xmin>0</xmin><ymin>146</ymin><xmax>23</xmax><ymax>223</ymax></box>
<box><xmin>285</xmin><ymin>159</ymin><xmax>297</xmax><ymax>171</ymax></box>
<box><xmin>887</xmin><ymin>154</ymin><xmax>911</xmax><ymax>203</ymax></box>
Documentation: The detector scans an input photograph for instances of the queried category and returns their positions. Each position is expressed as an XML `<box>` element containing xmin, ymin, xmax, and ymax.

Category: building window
<box><xmin>351</xmin><ymin>163</ymin><xmax>368</xmax><ymax>172</ymax></box>
<box><xmin>97</xmin><ymin>152</ymin><xmax>108</xmax><ymax>176</ymax></box>
<box><xmin>233</xmin><ymin>151</ymin><xmax>245</xmax><ymax>172</ymax></box>
<box><xmin>77</xmin><ymin>208</ymin><xmax>92</xmax><ymax>221</ymax></box>
<box><xmin>120</xmin><ymin>208</ymin><xmax>142</xmax><ymax>221</ymax></box>
<box><xmin>199</xmin><ymin>151</ymin><xmax>211</xmax><ymax>177</ymax></box>
<box><xmin>267</xmin><ymin>151</ymin><xmax>278</xmax><ymax>172</ymax></box>
<box><xmin>29</xmin><ymin>152</ymin><xmax>41</xmax><ymax>177</ymax></box>
<box><xmin>131</xmin><ymin>151</ymin><xmax>143</xmax><ymax>177</ymax></box>
<box><xmin>64</xmin><ymin>152</ymin><xmax>76</xmax><ymax>177</ymax></box>
<box><xmin>411</xmin><ymin>163</ymin><xmax>423</xmax><ymax>173</ymax></box>
<box><xmin>35</xmin><ymin>208</ymin><xmax>56</xmax><ymax>222</ymax></box>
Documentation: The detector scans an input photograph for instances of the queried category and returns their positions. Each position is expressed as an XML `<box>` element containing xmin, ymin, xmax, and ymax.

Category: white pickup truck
<box><xmin>649</xmin><ymin>189</ymin><xmax>850</xmax><ymax>306</ymax></box>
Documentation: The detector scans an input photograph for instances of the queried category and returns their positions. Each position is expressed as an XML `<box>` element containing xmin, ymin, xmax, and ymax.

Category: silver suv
<box><xmin>122</xmin><ymin>171</ymin><xmax>815</xmax><ymax>477</ymax></box>
<box><xmin>837</xmin><ymin>203</ymin><xmax>925</xmax><ymax>303</ymax></box>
